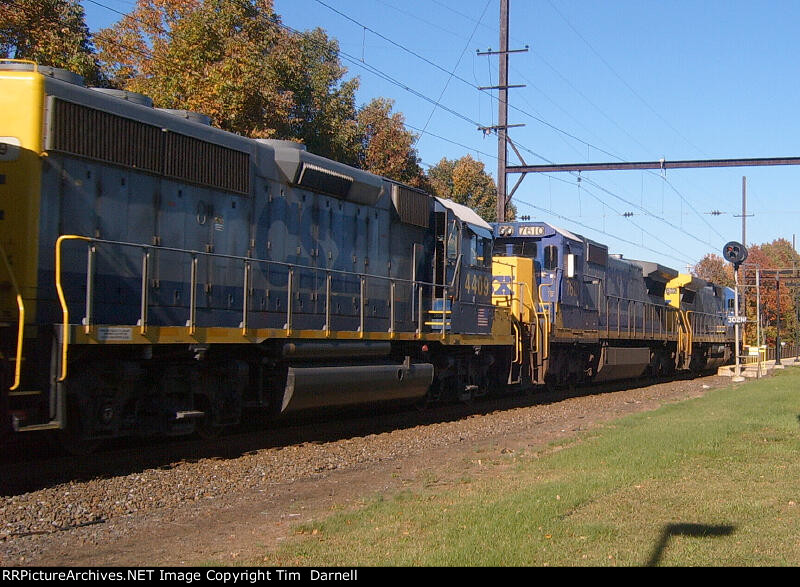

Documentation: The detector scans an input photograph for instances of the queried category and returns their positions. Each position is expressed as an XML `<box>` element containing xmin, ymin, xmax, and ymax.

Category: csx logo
<box><xmin>493</xmin><ymin>275</ymin><xmax>512</xmax><ymax>295</ymax></box>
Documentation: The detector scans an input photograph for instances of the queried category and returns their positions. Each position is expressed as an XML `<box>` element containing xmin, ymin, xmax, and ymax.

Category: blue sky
<box><xmin>79</xmin><ymin>0</ymin><xmax>800</xmax><ymax>272</ymax></box>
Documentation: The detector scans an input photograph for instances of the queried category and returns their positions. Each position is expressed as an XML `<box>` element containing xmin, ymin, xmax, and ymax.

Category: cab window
<box><xmin>544</xmin><ymin>245</ymin><xmax>558</xmax><ymax>270</ymax></box>
<box><xmin>494</xmin><ymin>239</ymin><xmax>537</xmax><ymax>258</ymax></box>
<box><xmin>446</xmin><ymin>218</ymin><xmax>459</xmax><ymax>259</ymax></box>
<box><xmin>469</xmin><ymin>236</ymin><xmax>492</xmax><ymax>267</ymax></box>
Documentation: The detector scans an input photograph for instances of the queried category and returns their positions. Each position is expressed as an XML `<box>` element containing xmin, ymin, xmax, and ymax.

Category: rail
<box><xmin>55</xmin><ymin>236</ymin><xmax>495</xmax><ymax>378</ymax></box>
<box><xmin>55</xmin><ymin>235</ymin><xmax>91</xmax><ymax>381</ymax></box>
<box><xmin>0</xmin><ymin>242</ymin><xmax>25</xmax><ymax>390</ymax></box>
<box><xmin>602</xmin><ymin>295</ymin><xmax>678</xmax><ymax>340</ymax></box>
<box><xmin>685</xmin><ymin>310</ymin><xmax>731</xmax><ymax>340</ymax></box>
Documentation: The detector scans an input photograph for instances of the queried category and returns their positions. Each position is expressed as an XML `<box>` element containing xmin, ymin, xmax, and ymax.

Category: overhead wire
<box><xmin>84</xmin><ymin>0</ymin><xmax>714</xmax><ymax>265</ymax></box>
<box><xmin>545</xmin><ymin>0</ymin><xmax>710</xmax><ymax>158</ymax></box>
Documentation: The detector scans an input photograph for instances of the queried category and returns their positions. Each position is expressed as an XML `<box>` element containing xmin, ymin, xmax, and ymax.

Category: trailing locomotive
<box><xmin>491</xmin><ymin>221</ymin><xmax>734</xmax><ymax>387</ymax></box>
<box><xmin>0</xmin><ymin>61</ymin><xmax>734</xmax><ymax>450</ymax></box>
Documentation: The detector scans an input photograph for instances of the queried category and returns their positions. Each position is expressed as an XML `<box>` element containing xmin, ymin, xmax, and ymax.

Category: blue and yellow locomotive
<box><xmin>0</xmin><ymin>61</ymin><xmax>511</xmax><ymax>446</ymax></box>
<box><xmin>0</xmin><ymin>61</ymin><xmax>734</xmax><ymax>450</ymax></box>
<box><xmin>491</xmin><ymin>220</ymin><xmax>734</xmax><ymax>387</ymax></box>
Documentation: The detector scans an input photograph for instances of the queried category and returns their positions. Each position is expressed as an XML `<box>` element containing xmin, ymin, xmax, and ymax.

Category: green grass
<box><xmin>254</xmin><ymin>370</ymin><xmax>800</xmax><ymax>566</ymax></box>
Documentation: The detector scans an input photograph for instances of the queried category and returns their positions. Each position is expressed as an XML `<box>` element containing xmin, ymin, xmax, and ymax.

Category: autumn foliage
<box><xmin>0</xmin><ymin>0</ymin><xmax>100</xmax><ymax>82</ymax></box>
<box><xmin>695</xmin><ymin>240</ymin><xmax>800</xmax><ymax>346</ymax></box>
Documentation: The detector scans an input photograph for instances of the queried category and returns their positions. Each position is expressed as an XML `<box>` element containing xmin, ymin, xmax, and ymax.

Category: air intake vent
<box><xmin>296</xmin><ymin>162</ymin><xmax>353</xmax><ymax>198</ymax></box>
<box><xmin>587</xmin><ymin>243</ymin><xmax>608</xmax><ymax>266</ymax></box>
<box><xmin>391</xmin><ymin>184</ymin><xmax>430</xmax><ymax>228</ymax></box>
<box><xmin>47</xmin><ymin>98</ymin><xmax>250</xmax><ymax>195</ymax></box>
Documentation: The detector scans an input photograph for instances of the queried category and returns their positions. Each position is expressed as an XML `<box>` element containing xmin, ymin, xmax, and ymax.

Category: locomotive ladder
<box><xmin>1</xmin><ymin>242</ymin><xmax>65</xmax><ymax>432</ymax></box>
<box><xmin>0</xmin><ymin>243</ymin><xmax>24</xmax><ymax>392</ymax></box>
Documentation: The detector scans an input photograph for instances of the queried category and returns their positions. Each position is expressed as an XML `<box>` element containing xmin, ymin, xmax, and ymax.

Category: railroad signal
<box><xmin>723</xmin><ymin>241</ymin><xmax>747</xmax><ymax>267</ymax></box>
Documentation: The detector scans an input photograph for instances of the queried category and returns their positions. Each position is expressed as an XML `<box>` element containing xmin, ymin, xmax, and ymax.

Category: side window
<box><xmin>544</xmin><ymin>245</ymin><xmax>558</xmax><ymax>270</ymax></box>
<box><xmin>479</xmin><ymin>238</ymin><xmax>491</xmax><ymax>267</ymax></box>
<box><xmin>469</xmin><ymin>234</ymin><xmax>478</xmax><ymax>266</ymax></box>
<box><xmin>446</xmin><ymin>219</ymin><xmax>459</xmax><ymax>259</ymax></box>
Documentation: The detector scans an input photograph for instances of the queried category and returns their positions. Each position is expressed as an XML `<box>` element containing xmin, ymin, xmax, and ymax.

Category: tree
<box><xmin>741</xmin><ymin>239</ymin><xmax>800</xmax><ymax>346</ymax></box>
<box><xmin>94</xmin><ymin>0</ymin><xmax>360</xmax><ymax>159</ymax></box>
<box><xmin>428</xmin><ymin>155</ymin><xmax>514</xmax><ymax>222</ymax></box>
<box><xmin>0</xmin><ymin>0</ymin><xmax>99</xmax><ymax>82</ymax></box>
<box><xmin>277</xmin><ymin>27</ymin><xmax>361</xmax><ymax>165</ymax></box>
<box><xmin>356</xmin><ymin>98</ymin><xmax>428</xmax><ymax>189</ymax></box>
<box><xmin>693</xmin><ymin>253</ymin><xmax>734</xmax><ymax>287</ymax></box>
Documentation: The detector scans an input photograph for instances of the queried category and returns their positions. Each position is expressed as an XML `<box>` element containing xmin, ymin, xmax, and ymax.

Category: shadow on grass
<box><xmin>646</xmin><ymin>523</ymin><xmax>736</xmax><ymax>566</ymax></box>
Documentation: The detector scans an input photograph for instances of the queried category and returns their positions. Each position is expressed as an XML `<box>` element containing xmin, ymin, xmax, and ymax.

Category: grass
<box><xmin>251</xmin><ymin>369</ymin><xmax>800</xmax><ymax>566</ymax></box>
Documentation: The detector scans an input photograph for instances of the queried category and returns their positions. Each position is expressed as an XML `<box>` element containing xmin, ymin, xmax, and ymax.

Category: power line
<box><xmin>545</xmin><ymin>0</ymin><xmax>709</xmax><ymax>158</ymax></box>
<box><xmin>84</xmin><ymin>0</ymin><xmax>722</xmax><ymax>263</ymax></box>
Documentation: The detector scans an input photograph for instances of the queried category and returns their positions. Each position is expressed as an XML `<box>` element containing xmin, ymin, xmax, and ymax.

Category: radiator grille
<box><xmin>296</xmin><ymin>162</ymin><xmax>353</xmax><ymax>198</ymax></box>
<box><xmin>47</xmin><ymin>98</ymin><xmax>250</xmax><ymax>195</ymax></box>
<box><xmin>391</xmin><ymin>184</ymin><xmax>430</xmax><ymax>228</ymax></box>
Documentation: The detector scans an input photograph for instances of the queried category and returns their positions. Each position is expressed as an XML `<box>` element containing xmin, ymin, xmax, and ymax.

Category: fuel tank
<box><xmin>280</xmin><ymin>361</ymin><xmax>434</xmax><ymax>413</ymax></box>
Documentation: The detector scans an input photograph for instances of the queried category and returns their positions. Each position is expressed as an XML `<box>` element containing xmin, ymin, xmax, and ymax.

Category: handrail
<box><xmin>56</xmin><ymin>236</ymin><xmax>468</xmax><ymax>354</ymax></box>
<box><xmin>536</xmin><ymin>302</ymin><xmax>551</xmax><ymax>363</ymax></box>
<box><xmin>55</xmin><ymin>235</ymin><xmax>91</xmax><ymax>382</ymax></box>
<box><xmin>685</xmin><ymin>310</ymin><xmax>728</xmax><ymax>339</ymax></box>
<box><xmin>603</xmin><ymin>295</ymin><xmax>678</xmax><ymax>339</ymax></box>
<box><xmin>0</xmin><ymin>243</ymin><xmax>24</xmax><ymax>390</ymax></box>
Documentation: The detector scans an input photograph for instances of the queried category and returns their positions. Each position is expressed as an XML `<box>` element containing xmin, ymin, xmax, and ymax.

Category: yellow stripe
<box><xmin>69</xmin><ymin>324</ymin><xmax>513</xmax><ymax>347</ymax></box>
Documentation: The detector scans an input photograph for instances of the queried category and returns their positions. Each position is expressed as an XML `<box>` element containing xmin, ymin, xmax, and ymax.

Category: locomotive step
<box><xmin>8</xmin><ymin>389</ymin><xmax>41</xmax><ymax>397</ymax></box>
<box><xmin>173</xmin><ymin>410</ymin><xmax>205</xmax><ymax>420</ymax></box>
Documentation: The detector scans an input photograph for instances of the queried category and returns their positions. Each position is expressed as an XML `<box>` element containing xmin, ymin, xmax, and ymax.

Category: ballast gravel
<box><xmin>0</xmin><ymin>374</ymin><xmax>733</xmax><ymax>566</ymax></box>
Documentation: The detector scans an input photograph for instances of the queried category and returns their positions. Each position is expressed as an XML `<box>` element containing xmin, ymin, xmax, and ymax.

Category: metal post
<box><xmin>496</xmin><ymin>0</ymin><xmax>509</xmax><ymax>222</ymax></box>
<box><xmin>733</xmin><ymin>268</ymin><xmax>744</xmax><ymax>381</ymax></box>
<box><xmin>241</xmin><ymin>260</ymin><xmax>250</xmax><ymax>335</ymax></box>
<box><xmin>776</xmin><ymin>275</ymin><xmax>782</xmax><ymax>366</ymax></box>
<box><xmin>756</xmin><ymin>268</ymin><xmax>761</xmax><ymax>350</ymax></box>
<box><xmin>140</xmin><ymin>248</ymin><xmax>150</xmax><ymax>334</ymax></box>
<box><xmin>742</xmin><ymin>176</ymin><xmax>747</xmax><ymax>248</ymax></box>
<box><xmin>84</xmin><ymin>245</ymin><xmax>95</xmax><ymax>333</ymax></box>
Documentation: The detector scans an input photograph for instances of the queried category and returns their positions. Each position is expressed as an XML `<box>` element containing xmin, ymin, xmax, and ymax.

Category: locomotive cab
<box><xmin>431</xmin><ymin>198</ymin><xmax>494</xmax><ymax>334</ymax></box>
<box><xmin>492</xmin><ymin>221</ymin><xmax>599</xmax><ymax>331</ymax></box>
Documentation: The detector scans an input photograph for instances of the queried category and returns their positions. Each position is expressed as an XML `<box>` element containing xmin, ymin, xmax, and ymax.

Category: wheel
<box><xmin>52</xmin><ymin>398</ymin><xmax>101</xmax><ymax>456</ymax></box>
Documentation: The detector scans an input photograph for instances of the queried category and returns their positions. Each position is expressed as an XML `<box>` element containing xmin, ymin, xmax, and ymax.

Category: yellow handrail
<box><xmin>55</xmin><ymin>235</ymin><xmax>90</xmax><ymax>382</ymax></box>
<box><xmin>0</xmin><ymin>243</ymin><xmax>24</xmax><ymax>390</ymax></box>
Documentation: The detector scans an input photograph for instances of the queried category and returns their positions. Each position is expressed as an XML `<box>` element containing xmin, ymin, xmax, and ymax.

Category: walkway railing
<box><xmin>54</xmin><ymin>235</ymin><xmax>476</xmax><ymax>381</ymax></box>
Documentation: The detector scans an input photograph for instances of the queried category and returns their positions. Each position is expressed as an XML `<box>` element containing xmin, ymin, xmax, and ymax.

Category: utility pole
<box><xmin>496</xmin><ymin>0</ymin><xmax>508</xmax><ymax>223</ymax></box>
<box><xmin>478</xmin><ymin>0</ymin><xmax>527</xmax><ymax>222</ymax></box>
<box><xmin>742</xmin><ymin>176</ymin><xmax>747</xmax><ymax>246</ymax></box>
<box><xmin>734</xmin><ymin>176</ymin><xmax>753</xmax><ymax>247</ymax></box>
<box><xmin>733</xmin><ymin>177</ymin><xmax>753</xmax><ymax>348</ymax></box>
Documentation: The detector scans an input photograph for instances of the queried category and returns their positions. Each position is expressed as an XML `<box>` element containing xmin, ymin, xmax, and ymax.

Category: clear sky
<box><xmin>79</xmin><ymin>0</ymin><xmax>800</xmax><ymax>272</ymax></box>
